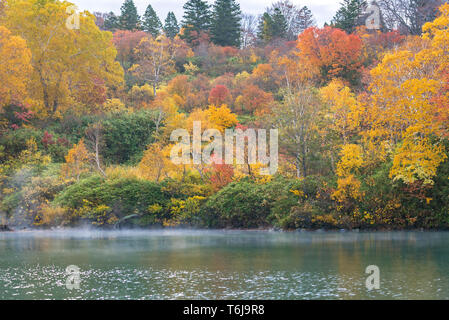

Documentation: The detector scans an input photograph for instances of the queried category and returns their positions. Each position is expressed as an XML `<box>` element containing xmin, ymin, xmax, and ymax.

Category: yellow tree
<box><xmin>0</xmin><ymin>26</ymin><xmax>32</xmax><ymax>109</ymax></box>
<box><xmin>320</xmin><ymin>79</ymin><xmax>364</xmax><ymax>144</ymax></box>
<box><xmin>130</xmin><ymin>34</ymin><xmax>189</xmax><ymax>97</ymax></box>
<box><xmin>62</xmin><ymin>139</ymin><xmax>91</xmax><ymax>181</ymax></box>
<box><xmin>139</xmin><ymin>142</ymin><xmax>176</xmax><ymax>182</ymax></box>
<box><xmin>1</xmin><ymin>0</ymin><xmax>124</xmax><ymax>117</ymax></box>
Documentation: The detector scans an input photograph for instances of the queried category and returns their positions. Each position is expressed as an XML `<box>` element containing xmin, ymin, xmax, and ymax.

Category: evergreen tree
<box><xmin>331</xmin><ymin>0</ymin><xmax>367</xmax><ymax>33</ymax></box>
<box><xmin>181</xmin><ymin>0</ymin><xmax>212</xmax><ymax>43</ymax></box>
<box><xmin>271</xmin><ymin>8</ymin><xmax>288</xmax><ymax>39</ymax></box>
<box><xmin>258</xmin><ymin>12</ymin><xmax>274</xmax><ymax>43</ymax></box>
<box><xmin>119</xmin><ymin>0</ymin><xmax>140</xmax><ymax>30</ymax></box>
<box><xmin>210</xmin><ymin>0</ymin><xmax>242</xmax><ymax>47</ymax></box>
<box><xmin>298</xmin><ymin>6</ymin><xmax>315</xmax><ymax>33</ymax></box>
<box><xmin>142</xmin><ymin>4</ymin><xmax>162</xmax><ymax>37</ymax></box>
<box><xmin>164</xmin><ymin>11</ymin><xmax>180</xmax><ymax>38</ymax></box>
<box><xmin>257</xmin><ymin>8</ymin><xmax>287</xmax><ymax>43</ymax></box>
<box><xmin>103</xmin><ymin>12</ymin><xmax>120</xmax><ymax>31</ymax></box>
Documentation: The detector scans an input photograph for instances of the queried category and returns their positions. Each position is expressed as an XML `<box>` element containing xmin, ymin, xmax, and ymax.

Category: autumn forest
<box><xmin>1</xmin><ymin>0</ymin><xmax>449</xmax><ymax>230</ymax></box>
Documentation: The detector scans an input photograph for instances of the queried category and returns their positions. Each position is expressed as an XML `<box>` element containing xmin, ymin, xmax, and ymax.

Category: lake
<box><xmin>0</xmin><ymin>230</ymin><xmax>448</xmax><ymax>300</ymax></box>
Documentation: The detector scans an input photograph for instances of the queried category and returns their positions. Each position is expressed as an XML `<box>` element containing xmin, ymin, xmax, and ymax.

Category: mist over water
<box><xmin>1</xmin><ymin>230</ymin><xmax>449</xmax><ymax>299</ymax></box>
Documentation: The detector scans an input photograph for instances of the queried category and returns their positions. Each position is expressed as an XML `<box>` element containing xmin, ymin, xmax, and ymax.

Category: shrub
<box><xmin>101</xmin><ymin>110</ymin><xmax>156</xmax><ymax>164</ymax></box>
<box><xmin>54</xmin><ymin>175</ymin><xmax>170</xmax><ymax>225</ymax></box>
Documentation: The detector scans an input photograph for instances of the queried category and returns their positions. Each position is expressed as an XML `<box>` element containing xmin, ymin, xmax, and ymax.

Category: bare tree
<box><xmin>379</xmin><ymin>0</ymin><xmax>444</xmax><ymax>35</ymax></box>
<box><xmin>241</xmin><ymin>13</ymin><xmax>259</xmax><ymax>48</ymax></box>
<box><xmin>85</xmin><ymin>122</ymin><xmax>107</xmax><ymax>178</ymax></box>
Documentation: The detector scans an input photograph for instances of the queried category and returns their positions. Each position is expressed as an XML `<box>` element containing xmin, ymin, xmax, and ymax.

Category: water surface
<box><xmin>0</xmin><ymin>230</ymin><xmax>448</xmax><ymax>299</ymax></box>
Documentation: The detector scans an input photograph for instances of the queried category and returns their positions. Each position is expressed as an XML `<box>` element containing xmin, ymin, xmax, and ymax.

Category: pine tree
<box><xmin>142</xmin><ymin>4</ymin><xmax>162</xmax><ymax>37</ymax></box>
<box><xmin>210</xmin><ymin>0</ymin><xmax>242</xmax><ymax>47</ymax></box>
<box><xmin>258</xmin><ymin>12</ymin><xmax>274</xmax><ymax>43</ymax></box>
<box><xmin>164</xmin><ymin>12</ymin><xmax>180</xmax><ymax>38</ymax></box>
<box><xmin>103</xmin><ymin>12</ymin><xmax>120</xmax><ymax>31</ymax></box>
<box><xmin>181</xmin><ymin>0</ymin><xmax>212</xmax><ymax>43</ymax></box>
<box><xmin>298</xmin><ymin>6</ymin><xmax>315</xmax><ymax>33</ymax></box>
<box><xmin>119</xmin><ymin>0</ymin><xmax>140</xmax><ymax>31</ymax></box>
<box><xmin>331</xmin><ymin>0</ymin><xmax>367</xmax><ymax>33</ymax></box>
<box><xmin>257</xmin><ymin>8</ymin><xmax>287</xmax><ymax>43</ymax></box>
<box><xmin>271</xmin><ymin>8</ymin><xmax>288</xmax><ymax>39</ymax></box>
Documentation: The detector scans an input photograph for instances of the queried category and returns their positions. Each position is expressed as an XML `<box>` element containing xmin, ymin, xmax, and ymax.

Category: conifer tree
<box><xmin>181</xmin><ymin>0</ymin><xmax>212</xmax><ymax>43</ymax></box>
<box><xmin>119</xmin><ymin>0</ymin><xmax>140</xmax><ymax>30</ymax></box>
<box><xmin>103</xmin><ymin>12</ymin><xmax>120</xmax><ymax>31</ymax></box>
<box><xmin>331</xmin><ymin>0</ymin><xmax>367</xmax><ymax>33</ymax></box>
<box><xmin>298</xmin><ymin>6</ymin><xmax>315</xmax><ymax>33</ymax></box>
<box><xmin>210</xmin><ymin>0</ymin><xmax>242</xmax><ymax>47</ymax></box>
<box><xmin>142</xmin><ymin>4</ymin><xmax>162</xmax><ymax>37</ymax></box>
<box><xmin>258</xmin><ymin>8</ymin><xmax>287</xmax><ymax>43</ymax></box>
<box><xmin>164</xmin><ymin>11</ymin><xmax>180</xmax><ymax>38</ymax></box>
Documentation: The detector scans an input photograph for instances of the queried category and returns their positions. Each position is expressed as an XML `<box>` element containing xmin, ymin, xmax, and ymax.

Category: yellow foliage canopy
<box><xmin>0</xmin><ymin>26</ymin><xmax>32</xmax><ymax>109</ymax></box>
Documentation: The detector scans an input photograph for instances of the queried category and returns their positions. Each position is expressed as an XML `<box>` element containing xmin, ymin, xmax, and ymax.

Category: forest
<box><xmin>1</xmin><ymin>0</ymin><xmax>449</xmax><ymax>230</ymax></box>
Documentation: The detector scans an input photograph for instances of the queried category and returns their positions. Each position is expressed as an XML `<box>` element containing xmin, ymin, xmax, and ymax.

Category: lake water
<box><xmin>0</xmin><ymin>230</ymin><xmax>448</xmax><ymax>300</ymax></box>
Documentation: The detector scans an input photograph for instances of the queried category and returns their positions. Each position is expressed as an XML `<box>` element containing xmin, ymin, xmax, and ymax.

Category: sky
<box><xmin>71</xmin><ymin>0</ymin><xmax>340</xmax><ymax>27</ymax></box>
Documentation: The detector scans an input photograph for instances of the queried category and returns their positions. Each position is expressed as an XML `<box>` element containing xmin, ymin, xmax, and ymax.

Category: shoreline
<box><xmin>2</xmin><ymin>226</ymin><xmax>449</xmax><ymax>233</ymax></box>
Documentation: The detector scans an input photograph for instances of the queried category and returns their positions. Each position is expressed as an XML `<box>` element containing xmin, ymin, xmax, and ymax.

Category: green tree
<box><xmin>298</xmin><ymin>6</ymin><xmax>315</xmax><ymax>33</ymax></box>
<box><xmin>142</xmin><ymin>4</ymin><xmax>162</xmax><ymax>37</ymax></box>
<box><xmin>103</xmin><ymin>12</ymin><xmax>119</xmax><ymax>31</ymax></box>
<box><xmin>258</xmin><ymin>8</ymin><xmax>287</xmax><ymax>43</ymax></box>
<box><xmin>331</xmin><ymin>0</ymin><xmax>367</xmax><ymax>33</ymax></box>
<box><xmin>119</xmin><ymin>0</ymin><xmax>140</xmax><ymax>30</ymax></box>
<box><xmin>181</xmin><ymin>0</ymin><xmax>212</xmax><ymax>43</ymax></box>
<box><xmin>164</xmin><ymin>11</ymin><xmax>180</xmax><ymax>38</ymax></box>
<box><xmin>210</xmin><ymin>0</ymin><xmax>242</xmax><ymax>47</ymax></box>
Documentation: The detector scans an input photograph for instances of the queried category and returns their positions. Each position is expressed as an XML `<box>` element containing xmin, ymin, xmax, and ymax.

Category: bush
<box><xmin>54</xmin><ymin>175</ymin><xmax>170</xmax><ymax>226</ymax></box>
<box><xmin>201</xmin><ymin>177</ymin><xmax>294</xmax><ymax>228</ymax></box>
<box><xmin>101</xmin><ymin>110</ymin><xmax>156</xmax><ymax>164</ymax></box>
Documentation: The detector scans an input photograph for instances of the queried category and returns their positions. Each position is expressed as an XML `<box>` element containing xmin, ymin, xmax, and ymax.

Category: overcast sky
<box><xmin>71</xmin><ymin>0</ymin><xmax>340</xmax><ymax>27</ymax></box>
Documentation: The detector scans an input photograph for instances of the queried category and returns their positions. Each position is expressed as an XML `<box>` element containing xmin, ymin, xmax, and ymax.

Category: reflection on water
<box><xmin>0</xmin><ymin>230</ymin><xmax>448</xmax><ymax>299</ymax></box>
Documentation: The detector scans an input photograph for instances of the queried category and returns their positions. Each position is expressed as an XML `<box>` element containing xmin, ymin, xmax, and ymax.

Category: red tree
<box><xmin>297</xmin><ymin>26</ymin><xmax>364</xmax><ymax>85</ymax></box>
<box><xmin>208</xmin><ymin>85</ymin><xmax>232</xmax><ymax>106</ymax></box>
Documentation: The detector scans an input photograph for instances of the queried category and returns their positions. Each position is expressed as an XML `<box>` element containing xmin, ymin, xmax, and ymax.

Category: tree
<box><xmin>0</xmin><ymin>26</ymin><xmax>32</xmax><ymax>109</ymax></box>
<box><xmin>234</xmin><ymin>85</ymin><xmax>274</xmax><ymax>115</ymax></box>
<box><xmin>85</xmin><ymin>122</ymin><xmax>107</xmax><ymax>178</ymax></box>
<box><xmin>113</xmin><ymin>30</ymin><xmax>147</xmax><ymax>67</ymax></box>
<box><xmin>272</xmin><ymin>87</ymin><xmax>323</xmax><ymax>178</ymax></box>
<box><xmin>208</xmin><ymin>85</ymin><xmax>232</xmax><ymax>106</ymax></box>
<box><xmin>379</xmin><ymin>0</ymin><xmax>443</xmax><ymax>35</ymax></box>
<box><xmin>62</xmin><ymin>139</ymin><xmax>92</xmax><ymax>181</ymax></box>
<box><xmin>130</xmin><ymin>35</ymin><xmax>182</xmax><ymax>97</ymax></box>
<box><xmin>270</xmin><ymin>1</ymin><xmax>316</xmax><ymax>40</ymax></box>
<box><xmin>240</xmin><ymin>14</ymin><xmax>258</xmax><ymax>48</ymax></box>
<box><xmin>103</xmin><ymin>12</ymin><xmax>120</xmax><ymax>31</ymax></box>
<box><xmin>331</xmin><ymin>0</ymin><xmax>367</xmax><ymax>33</ymax></box>
<box><xmin>2</xmin><ymin>0</ymin><xmax>124</xmax><ymax>117</ymax></box>
<box><xmin>119</xmin><ymin>0</ymin><xmax>140</xmax><ymax>30</ymax></box>
<box><xmin>164</xmin><ymin>11</ymin><xmax>180</xmax><ymax>38</ymax></box>
<box><xmin>139</xmin><ymin>142</ymin><xmax>174</xmax><ymax>182</ymax></box>
<box><xmin>258</xmin><ymin>8</ymin><xmax>288</xmax><ymax>43</ymax></box>
<box><xmin>142</xmin><ymin>4</ymin><xmax>162</xmax><ymax>37</ymax></box>
<box><xmin>210</xmin><ymin>0</ymin><xmax>242</xmax><ymax>47</ymax></box>
<box><xmin>297</xmin><ymin>26</ymin><xmax>364</xmax><ymax>85</ymax></box>
<box><xmin>181</xmin><ymin>0</ymin><xmax>212</xmax><ymax>44</ymax></box>
<box><xmin>298</xmin><ymin>6</ymin><xmax>316</xmax><ymax>33</ymax></box>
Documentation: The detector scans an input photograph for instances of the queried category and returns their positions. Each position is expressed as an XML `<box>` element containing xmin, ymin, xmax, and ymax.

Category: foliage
<box><xmin>142</xmin><ymin>4</ymin><xmax>162</xmax><ymax>37</ymax></box>
<box><xmin>119</xmin><ymin>0</ymin><xmax>140</xmax><ymax>31</ymax></box>
<box><xmin>2</xmin><ymin>0</ymin><xmax>124</xmax><ymax>117</ymax></box>
<box><xmin>164</xmin><ymin>12</ymin><xmax>180</xmax><ymax>38</ymax></box>
<box><xmin>210</xmin><ymin>0</ymin><xmax>242</xmax><ymax>47</ymax></box>
<box><xmin>0</xmin><ymin>26</ymin><xmax>32</xmax><ymax>109</ymax></box>
<box><xmin>101</xmin><ymin>110</ymin><xmax>156</xmax><ymax>164</ymax></box>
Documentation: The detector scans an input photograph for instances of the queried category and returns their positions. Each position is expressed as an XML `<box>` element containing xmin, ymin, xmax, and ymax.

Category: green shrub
<box><xmin>54</xmin><ymin>175</ymin><xmax>170</xmax><ymax>225</ymax></box>
<box><xmin>101</xmin><ymin>110</ymin><xmax>156</xmax><ymax>164</ymax></box>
